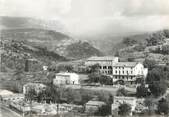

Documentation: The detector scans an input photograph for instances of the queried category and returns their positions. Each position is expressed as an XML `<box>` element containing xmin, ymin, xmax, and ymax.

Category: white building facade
<box><xmin>23</xmin><ymin>83</ymin><xmax>46</xmax><ymax>94</ymax></box>
<box><xmin>85</xmin><ymin>56</ymin><xmax>148</xmax><ymax>85</ymax></box>
<box><xmin>85</xmin><ymin>56</ymin><xmax>119</xmax><ymax>74</ymax></box>
<box><xmin>113</xmin><ymin>62</ymin><xmax>148</xmax><ymax>84</ymax></box>
<box><xmin>53</xmin><ymin>72</ymin><xmax>80</xmax><ymax>85</ymax></box>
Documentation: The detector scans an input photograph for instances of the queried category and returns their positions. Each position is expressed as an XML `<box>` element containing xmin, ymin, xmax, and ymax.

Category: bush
<box><xmin>143</xmin><ymin>59</ymin><xmax>157</xmax><ymax>70</ymax></box>
<box><xmin>149</xmin><ymin>82</ymin><xmax>167</xmax><ymax>97</ymax></box>
<box><xmin>116</xmin><ymin>88</ymin><xmax>128</xmax><ymax>96</ymax></box>
<box><xmin>118</xmin><ymin>103</ymin><xmax>132</xmax><ymax>116</ymax></box>
<box><xmin>136</xmin><ymin>84</ymin><xmax>149</xmax><ymax>98</ymax></box>
<box><xmin>158</xmin><ymin>98</ymin><xmax>169</xmax><ymax>115</ymax></box>
<box><xmin>95</xmin><ymin>104</ymin><xmax>111</xmax><ymax>116</ymax></box>
<box><xmin>123</xmin><ymin>37</ymin><xmax>138</xmax><ymax>46</ymax></box>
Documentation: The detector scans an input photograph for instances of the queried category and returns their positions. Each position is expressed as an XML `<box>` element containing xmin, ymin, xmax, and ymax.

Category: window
<box><xmin>108</xmin><ymin>66</ymin><xmax>112</xmax><ymax>69</ymax></box>
<box><xmin>115</xmin><ymin>71</ymin><xmax>117</xmax><ymax>73</ymax></box>
<box><xmin>123</xmin><ymin>71</ymin><xmax>124</xmax><ymax>74</ymax></box>
<box><xmin>99</xmin><ymin>66</ymin><xmax>102</xmax><ymax>69</ymax></box>
<box><xmin>103</xmin><ymin>66</ymin><xmax>107</xmax><ymax>69</ymax></box>
<box><xmin>126</xmin><ymin>71</ymin><xmax>129</xmax><ymax>74</ymax></box>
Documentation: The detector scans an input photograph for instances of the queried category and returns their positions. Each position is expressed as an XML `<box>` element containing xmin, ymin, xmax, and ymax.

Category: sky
<box><xmin>1</xmin><ymin>0</ymin><xmax>169</xmax><ymax>37</ymax></box>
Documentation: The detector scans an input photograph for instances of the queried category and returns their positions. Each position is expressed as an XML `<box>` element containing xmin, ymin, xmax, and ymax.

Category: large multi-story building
<box><xmin>113</xmin><ymin>62</ymin><xmax>148</xmax><ymax>84</ymax></box>
<box><xmin>85</xmin><ymin>56</ymin><xmax>148</xmax><ymax>84</ymax></box>
<box><xmin>85</xmin><ymin>56</ymin><xmax>119</xmax><ymax>74</ymax></box>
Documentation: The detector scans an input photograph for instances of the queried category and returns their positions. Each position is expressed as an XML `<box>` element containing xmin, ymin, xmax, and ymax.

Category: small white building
<box><xmin>43</xmin><ymin>65</ymin><xmax>48</xmax><ymax>71</ymax></box>
<box><xmin>0</xmin><ymin>93</ymin><xmax>25</xmax><ymax>105</ymax></box>
<box><xmin>53</xmin><ymin>72</ymin><xmax>80</xmax><ymax>85</ymax></box>
<box><xmin>85</xmin><ymin>100</ymin><xmax>106</xmax><ymax>114</ymax></box>
<box><xmin>23</xmin><ymin>83</ymin><xmax>46</xmax><ymax>94</ymax></box>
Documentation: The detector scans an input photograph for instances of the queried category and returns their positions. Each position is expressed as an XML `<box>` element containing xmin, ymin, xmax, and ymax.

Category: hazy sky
<box><xmin>1</xmin><ymin>0</ymin><xmax>169</xmax><ymax>36</ymax></box>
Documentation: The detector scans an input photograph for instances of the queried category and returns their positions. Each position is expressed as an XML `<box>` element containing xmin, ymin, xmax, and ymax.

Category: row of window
<box><xmin>114</xmin><ymin>67</ymin><xmax>133</xmax><ymax>69</ymax></box>
<box><xmin>114</xmin><ymin>76</ymin><xmax>134</xmax><ymax>80</ymax></box>
<box><xmin>100</xmin><ymin>66</ymin><xmax>112</xmax><ymax>69</ymax></box>
<box><xmin>102</xmin><ymin>71</ymin><xmax>112</xmax><ymax>74</ymax></box>
<box><xmin>115</xmin><ymin>71</ymin><xmax>133</xmax><ymax>74</ymax></box>
<box><xmin>101</xmin><ymin>70</ymin><xmax>134</xmax><ymax>74</ymax></box>
<box><xmin>100</xmin><ymin>66</ymin><xmax>135</xmax><ymax>71</ymax></box>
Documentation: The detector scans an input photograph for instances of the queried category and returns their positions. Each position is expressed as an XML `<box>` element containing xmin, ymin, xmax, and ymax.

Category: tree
<box><xmin>25</xmin><ymin>88</ymin><xmax>37</xmax><ymax>116</ymax></box>
<box><xmin>123</xmin><ymin>37</ymin><xmax>137</xmax><ymax>46</ymax></box>
<box><xmin>95</xmin><ymin>104</ymin><xmax>111</xmax><ymax>116</ymax></box>
<box><xmin>146</xmin><ymin>67</ymin><xmax>162</xmax><ymax>84</ymax></box>
<box><xmin>25</xmin><ymin>88</ymin><xmax>37</xmax><ymax>102</ymax></box>
<box><xmin>88</xmin><ymin>73</ymin><xmax>100</xmax><ymax>83</ymax></box>
<box><xmin>136</xmin><ymin>84</ymin><xmax>149</xmax><ymax>98</ymax></box>
<box><xmin>88</xmin><ymin>64</ymin><xmax>100</xmax><ymax>74</ymax></box>
<box><xmin>116</xmin><ymin>88</ymin><xmax>128</xmax><ymax>96</ymax></box>
<box><xmin>56</xmin><ymin>64</ymin><xmax>74</xmax><ymax>72</ymax></box>
<box><xmin>108</xmin><ymin>94</ymin><xmax>114</xmax><ymax>104</ymax></box>
<box><xmin>143</xmin><ymin>59</ymin><xmax>157</xmax><ymax>70</ymax></box>
<box><xmin>149</xmin><ymin>81</ymin><xmax>167</xmax><ymax>97</ymax></box>
<box><xmin>146</xmin><ymin>31</ymin><xmax>165</xmax><ymax>46</ymax></box>
<box><xmin>128</xmin><ymin>57</ymin><xmax>135</xmax><ymax>62</ymax></box>
<box><xmin>118</xmin><ymin>103</ymin><xmax>132</xmax><ymax>116</ymax></box>
<box><xmin>99</xmin><ymin>75</ymin><xmax>113</xmax><ymax>85</ymax></box>
<box><xmin>144</xmin><ymin>98</ymin><xmax>155</xmax><ymax>114</ymax></box>
<box><xmin>133</xmin><ymin>43</ymin><xmax>146</xmax><ymax>52</ymax></box>
<box><xmin>158</xmin><ymin>98</ymin><xmax>169</xmax><ymax>115</ymax></box>
<box><xmin>163</xmin><ymin>29</ymin><xmax>169</xmax><ymax>38</ymax></box>
<box><xmin>47</xmin><ymin>72</ymin><xmax>56</xmax><ymax>84</ymax></box>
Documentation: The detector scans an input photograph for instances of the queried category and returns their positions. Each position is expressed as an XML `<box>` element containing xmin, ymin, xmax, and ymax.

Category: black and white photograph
<box><xmin>0</xmin><ymin>0</ymin><xmax>169</xmax><ymax>117</ymax></box>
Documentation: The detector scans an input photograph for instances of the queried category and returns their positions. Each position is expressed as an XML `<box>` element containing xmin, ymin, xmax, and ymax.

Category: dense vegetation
<box><xmin>1</xmin><ymin>39</ymin><xmax>66</xmax><ymax>72</ymax></box>
<box><xmin>116</xmin><ymin>29</ymin><xmax>169</xmax><ymax>62</ymax></box>
<box><xmin>122</xmin><ymin>29</ymin><xmax>169</xmax><ymax>47</ymax></box>
<box><xmin>66</xmin><ymin>41</ymin><xmax>103</xmax><ymax>59</ymax></box>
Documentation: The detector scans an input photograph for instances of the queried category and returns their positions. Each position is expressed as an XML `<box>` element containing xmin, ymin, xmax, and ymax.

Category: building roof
<box><xmin>114</xmin><ymin>62</ymin><xmax>139</xmax><ymax>67</ymax></box>
<box><xmin>1</xmin><ymin>93</ymin><xmax>24</xmax><ymax>98</ymax></box>
<box><xmin>0</xmin><ymin>89</ymin><xmax>14</xmax><ymax>96</ymax></box>
<box><xmin>86</xmin><ymin>101</ymin><xmax>106</xmax><ymax>106</ymax></box>
<box><xmin>24</xmin><ymin>83</ymin><xmax>46</xmax><ymax>88</ymax></box>
<box><xmin>56</xmin><ymin>72</ymin><xmax>78</xmax><ymax>77</ymax></box>
<box><xmin>87</xmin><ymin>56</ymin><xmax>118</xmax><ymax>61</ymax></box>
<box><xmin>114</xmin><ymin>96</ymin><xmax>136</xmax><ymax>101</ymax></box>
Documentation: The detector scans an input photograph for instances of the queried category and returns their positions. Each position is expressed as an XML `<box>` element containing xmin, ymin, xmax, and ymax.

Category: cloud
<box><xmin>0</xmin><ymin>0</ymin><xmax>71</xmax><ymax>19</ymax></box>
<box><xmin>0</xmin><ymin>0</ymin><xmax>169</xmax><ymax>36</ymax></box>
<box><xmin>62</xmin><ymin>0</ymin><xmax>169</xmax><ymax>18</ymax></box>
<box><xmin>121</xmin><ymin>0</ymin><xmax>169</xmax><ymax>16</ymax></box>
<box><xmin>61</xmin><ymin>0</ymin><xmax>169</xmax><ymax>36</ymax></box>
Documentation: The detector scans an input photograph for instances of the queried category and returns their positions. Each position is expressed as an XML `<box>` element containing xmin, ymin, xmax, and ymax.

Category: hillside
<box><xmin>0</xmin><ymin>17</ymin><xmax>103</xmax><ymax>71</ymax></box>
<box><xmin>115</xmin><ymin>29</ymin><xmax>169</xmax><ymax>64</ymax></box>
<box><xmin>0</xmin><ymin>39</ymin><xmax>67</xmax><ymax>72</ymax></box>
<box><xmin>0</xmin><ymin>16</ymin><xmax>66</xmax><ymax>32</ymax></box>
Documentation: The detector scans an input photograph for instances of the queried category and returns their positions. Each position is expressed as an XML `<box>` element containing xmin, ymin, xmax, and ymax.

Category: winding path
<box><xmin>0</xmin><ymin>104</ymin><xmax>21</xmax><ymax>117</ymax></box>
